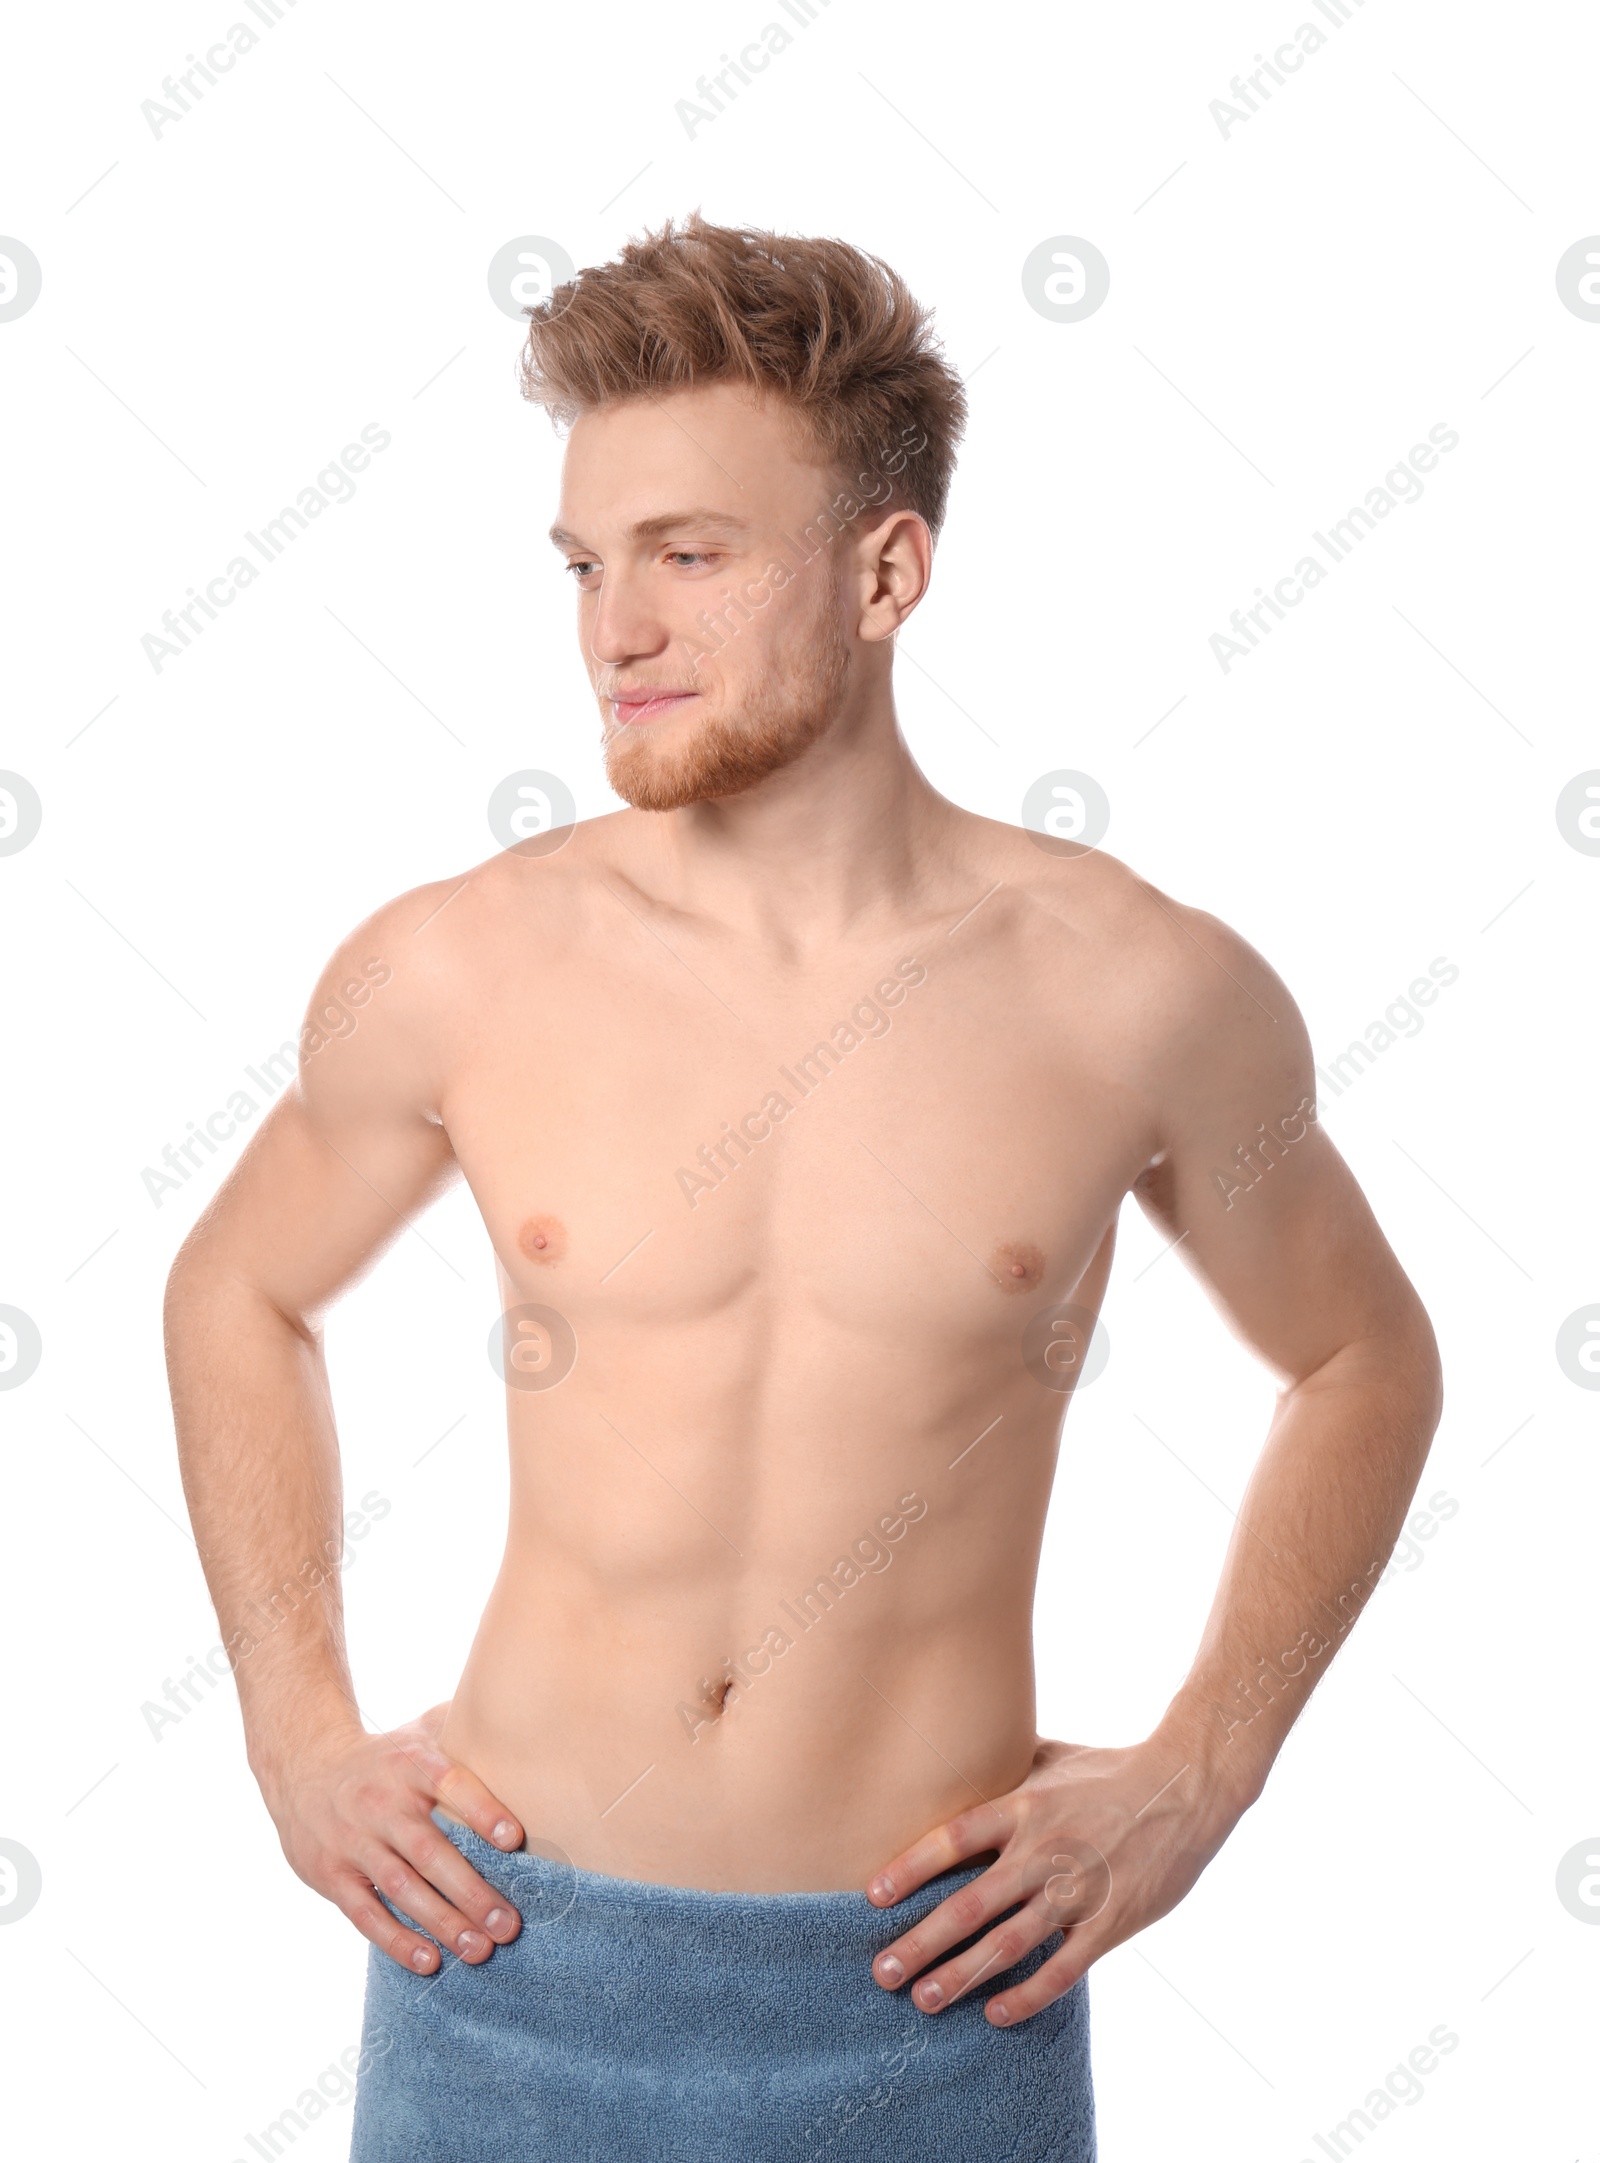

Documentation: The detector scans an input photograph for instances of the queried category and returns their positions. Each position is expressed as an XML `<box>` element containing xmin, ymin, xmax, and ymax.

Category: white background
<box><xmin>2</xmin><ymin>1</ymin><xmax>1596</xmax><ymax>2156</ymax></box>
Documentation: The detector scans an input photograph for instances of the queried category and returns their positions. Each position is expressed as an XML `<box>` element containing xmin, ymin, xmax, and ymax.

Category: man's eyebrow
<box><xmin>547</xmin><ymin>508</ymin><xmax>754</xmax><ymax>549</ymax></box>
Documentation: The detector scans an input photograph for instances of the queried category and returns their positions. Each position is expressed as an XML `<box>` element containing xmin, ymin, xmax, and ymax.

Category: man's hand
<box><xmin>260</xmin><ymin>1702</ymin><xmax>527</xmax><ymax>1974</ymax></box>
<box><xmin>866</xmin><ymin>1735</ymin><xmax>1241</xmax><ymax>2027</ymax></box>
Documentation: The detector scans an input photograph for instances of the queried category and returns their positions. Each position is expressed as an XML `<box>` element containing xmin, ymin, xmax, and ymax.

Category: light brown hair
<box><xmin>517</xmin><ymin>210</ymin><xmax>969</xmax><ymax>542</ymax></box>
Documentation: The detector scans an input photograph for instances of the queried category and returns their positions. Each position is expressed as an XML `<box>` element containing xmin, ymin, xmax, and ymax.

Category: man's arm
<box><xmin>866</xmin><ymin>892</ymin><xmax>1443</xmax><ymax>2025</ymax></box>
<box><xmin>164</xmin><ymin>888</ymin><xmax>526</xmax><ymax>1974</ymax></box>
<box><xmin>1132</xmin><ymin>907</ymin><xmax>1444</xmax><ymax>1807</ymax></box>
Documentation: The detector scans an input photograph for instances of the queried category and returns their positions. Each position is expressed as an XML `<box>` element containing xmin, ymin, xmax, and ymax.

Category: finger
<box><xmin>332</xmin><ymin>1869</ymin><xmax>452</xmax><ymax>1975</ymax></box>
<box><xmin>356</xmin><ymin>1839</ymin><xmax>506</xmax><ymax>1967</ymax></box>
<box><xmin>430</xmin><ymin>1758</ymin><xmax>525</xmax><ymax>1853</ymax></box>
<box><xmin>394</xmin><ymin>1818</ymin><xmax>522</xmax><ymax>1950</ymax></box>
<box><xmin>984</xmin><ymin>1929</ymin><xmax>1103</xmax><ymax>2028</ymax></box>
<box><xmin>871</xmin><ymin>1856</ymin><xmax>1027</xmax><ymax>1991</ymax></box>
<box><xmin>865</xmin><ymin>1796</ymin><xmax>1013</xmax><ymax>1909</ymax></box>
<box><xmin>372</xmin><ymin>1723</ymin><xmax>525</xmax><ymax>1854</ymax></box>
<box><xmin>904</xmin><ymin>1889</ymin><xmax>1059</xmax><ymax>2015</ymax></box>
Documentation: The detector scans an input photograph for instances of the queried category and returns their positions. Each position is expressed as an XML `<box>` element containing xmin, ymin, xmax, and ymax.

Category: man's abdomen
<box><xmin>437</xmin><ymin>1167</ymin><xmax>1108</xmax><ymax>1890</ymax></box>
<box><xmin>436</xmin><ymin>1455</ymin><xmax>1046</xmax><ymax>1891</ymax></box>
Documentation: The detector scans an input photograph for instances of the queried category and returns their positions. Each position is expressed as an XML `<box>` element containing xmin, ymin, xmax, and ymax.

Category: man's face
<box><xmin>550</xmin><ymin>383</ymin><xmax>892</xmax><ymax>811</ymax></box>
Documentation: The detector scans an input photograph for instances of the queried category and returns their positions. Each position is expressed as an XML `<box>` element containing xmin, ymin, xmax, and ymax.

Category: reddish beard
<box><xmin>603</xmin><ymin>610</ymin><xmax>851</xmax><ymax>812</ymax></box>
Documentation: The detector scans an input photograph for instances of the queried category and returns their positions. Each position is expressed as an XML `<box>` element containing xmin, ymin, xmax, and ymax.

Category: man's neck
<box><xmin>612</xmin><ymin>709</ymin><xmax>963</xmax><ymax>956</ymax></box>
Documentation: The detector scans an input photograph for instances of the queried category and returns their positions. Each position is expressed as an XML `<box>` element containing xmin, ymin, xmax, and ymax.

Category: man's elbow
<box><xmin>1386</xmin><ymin>1289</ymin><xmax>1444</xmax><ymax>1445</ymax></box>
<box><xmin>1296</xmin><ymin>1291</ymin><xmax>1443</xmax><ymax>1442</ymax></box>
<box><xmin>163</xmin><ymin>1212</ymin><xmax>223</xmax><ymax>1325</ymax></box>
<box><xmin>163</xmin><ymin>1219</ymin><xmax>301</xmax><ymax>1340</ymax></box>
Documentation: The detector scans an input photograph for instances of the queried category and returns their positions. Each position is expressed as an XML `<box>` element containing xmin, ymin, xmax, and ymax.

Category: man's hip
<box><xmin>349</xmin><ymin>1813</ymin><xmax>1095</xmax><ymax>2162</ymax></box>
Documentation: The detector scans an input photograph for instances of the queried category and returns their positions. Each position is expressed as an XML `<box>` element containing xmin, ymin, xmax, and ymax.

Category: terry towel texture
<box><xmin>349</xmin><ymin>1813</ymin><xmax>1096</xmax><ymax>2162</ymax></box>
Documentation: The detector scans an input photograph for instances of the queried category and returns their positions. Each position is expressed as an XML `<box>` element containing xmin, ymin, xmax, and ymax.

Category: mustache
<box><xmin>597</xmin><ymin>656</ymin><xmax>712</xmax><ymax>742</ymax></box>
<box><xmin>596</xmin><ymin>663</ymin><xmax>710</xmax><ymax>702</ymax></box>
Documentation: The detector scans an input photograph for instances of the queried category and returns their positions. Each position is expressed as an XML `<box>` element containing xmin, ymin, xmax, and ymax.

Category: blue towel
<box><xmin>349</xmin><ymin>1813</ymin><xmax>1095</xmax><ymax>2160</ymax></box>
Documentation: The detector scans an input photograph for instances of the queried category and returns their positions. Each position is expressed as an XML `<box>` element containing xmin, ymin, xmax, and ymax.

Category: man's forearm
<box><xmin>165</xmin><ymin>1254</ymin><xmax>361</xmax><ymax>1788</ymax></box>
<box><xmin>1151</xmin><ymin>1319</ymin><xmax>1443</xmax><ymax>1814</ymax></box>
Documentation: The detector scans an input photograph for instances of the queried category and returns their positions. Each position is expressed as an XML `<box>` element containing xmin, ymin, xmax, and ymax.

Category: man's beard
<box><xmin>602</xmin><ymin>606</ymin><xmax>851</xmax><ymax>813</ymax></box>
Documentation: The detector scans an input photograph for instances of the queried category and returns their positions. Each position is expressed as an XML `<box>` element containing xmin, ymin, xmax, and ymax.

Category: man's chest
<box><xmin>437</xmin><ymin>938</ymin><xmax>1156</xmax><ymax>1351</ymax></box>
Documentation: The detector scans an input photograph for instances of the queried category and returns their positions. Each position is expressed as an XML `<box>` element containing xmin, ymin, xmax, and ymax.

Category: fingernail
<box><xmin>492</xmin><ymin>1820</ymin><xmax>517</xmax><ymax>1845</ymax></box>
<box><xmin>411</xmin><ymin>1947</ymin><xmax>434</xmax><ymax>1971</ymax></box>
<box><xmin>485</xmin><ymin>1908</ymin><xmax>511</xmax><ymax>1933</ymax></box>
<box><xmin>870</xmin><ymin>1876</ymin><xmax>894</xmax><ymax>1901</ymax></box>
<box><xmin>990</xmin><ymin>2002</ymin><xmax>1011</xmax><ymax>2025</ymax></box>
<box><xmin>458</xmin><ymin>1930</ymin><xmax>488</xmax><ymax>1955</ymax></box>
<box><xmin>877</xmin><ymin>1955</ymin><xmax>904</xmax><ymax>1986</ymax></box>
<box><xmin>917</xmin><ymin>1980</ymin><xmax>944</xmax><ymax>2009</ymax></box>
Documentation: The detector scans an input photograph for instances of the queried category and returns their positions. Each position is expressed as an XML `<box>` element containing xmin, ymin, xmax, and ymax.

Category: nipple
<box><xmin>517</xmin><ymin>1215</ymin><xmax>567</xmax><ymax>1265</ymax></box>
<box><xmin>992</xmin><ymin>1241</ymin><xmax>1045</xmax><ymax>1294</ymax></box>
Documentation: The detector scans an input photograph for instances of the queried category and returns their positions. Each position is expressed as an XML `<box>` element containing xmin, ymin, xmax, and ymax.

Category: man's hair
<box><xmin>517</xmin><ymin>210</ymin><xmax>969</xmax><ymax>543</ymax></box>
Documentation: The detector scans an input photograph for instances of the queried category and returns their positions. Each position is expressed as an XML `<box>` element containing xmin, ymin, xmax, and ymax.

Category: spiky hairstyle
<box><xmin>517</xmin><ymin>210</ymin><xmax>968</xmax><ymax>542</ymax></box>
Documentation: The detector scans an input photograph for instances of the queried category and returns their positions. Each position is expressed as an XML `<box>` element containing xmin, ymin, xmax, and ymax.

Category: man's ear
<box><xmin>857</xmin><ymin>509</ymin><xmax>932</xmax><ymax>640</ymax></box>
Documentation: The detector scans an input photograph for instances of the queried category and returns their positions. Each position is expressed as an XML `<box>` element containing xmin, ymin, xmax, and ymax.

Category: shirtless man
<box><xmin>165</xmin><ymin>214</ymin><xmax>1442</xmax><ymax>2162</ymax></box>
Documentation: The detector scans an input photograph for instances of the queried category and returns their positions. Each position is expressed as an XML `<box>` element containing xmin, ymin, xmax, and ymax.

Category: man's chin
<box><xmin>603</xmin><ymin>716</ymin><xmax>829</xmax><ymax>813</ymax></box>
<box><xmin>605</xmin><ymin>762</ymin><xmax>717</xmax><ymax>813</ymax></box>
<box><xmin>604</xmin><ymin>753</ymin><xmax>768</xmax><ymax>813</ymax></box>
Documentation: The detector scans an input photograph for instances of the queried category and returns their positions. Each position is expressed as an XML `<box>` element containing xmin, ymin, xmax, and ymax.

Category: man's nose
<box><xmin>586</xmin><ymin>568</ymin><xmax>673</xmax><ymax>669</ymax></box>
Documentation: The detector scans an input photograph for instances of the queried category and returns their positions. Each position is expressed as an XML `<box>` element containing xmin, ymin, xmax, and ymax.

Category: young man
<box><xmin>165</xmin><ymin>213</ymin><xmax>1442</xmax><ymax>2161</ymax></box>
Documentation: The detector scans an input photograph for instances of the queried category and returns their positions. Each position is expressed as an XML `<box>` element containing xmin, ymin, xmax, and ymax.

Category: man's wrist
<box><xmin>246</xmin><ymin>1687</ymin><xmax>365</xmax><ymax>1807</ymax></box>
<box><xmin>1149</xmin><ymin>1690</ymin><xmax>1274</xmax><ymax>1829</ymax></box>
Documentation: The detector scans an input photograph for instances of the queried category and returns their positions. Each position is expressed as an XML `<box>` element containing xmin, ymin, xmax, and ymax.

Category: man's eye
<box><xmin>565</xmin><ymin>552</ymin><xmax>715</xmax><ymax>578</ymax></box>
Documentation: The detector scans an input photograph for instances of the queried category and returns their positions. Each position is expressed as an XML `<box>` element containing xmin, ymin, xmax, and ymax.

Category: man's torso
<box><xmin>391</xmin><ymin>811</ymin><xmax>1180</xmax><ymax>1888</ymax></box>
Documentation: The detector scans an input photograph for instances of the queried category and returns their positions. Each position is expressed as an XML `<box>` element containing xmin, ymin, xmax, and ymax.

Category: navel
<box><xmin>517</xmin><ymin>1214</ymin><xmax>568</xmax><ymax>1265</ymax></box>
<box><xmin>698</xmin><ymin>1670</ymin><xmax>737</xmax><ymax>1719</ymax></box>
<box><xmin>991</xmin><ymin>1241</ymin><xmax>1045</xmax><ymax>1293</ymax></box>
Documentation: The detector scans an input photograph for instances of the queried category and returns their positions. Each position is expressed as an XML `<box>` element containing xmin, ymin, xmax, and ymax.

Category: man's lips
<box><xmin>610</xmin><ymin>691</ymin><xmax>699</xmax><ymax>724</ymax></box>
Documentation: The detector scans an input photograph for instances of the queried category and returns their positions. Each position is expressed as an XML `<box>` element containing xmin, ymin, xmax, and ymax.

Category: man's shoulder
<box><xmin>299</xmin><ymin>815</ymin><xmax>635</xmax><ymax>1081</ymax></box>
<box><xmin>960</xmin><ymin>811</ymin><xmax>1265</xmax><ymax>1008</ymax></box>
<box><xmin>341</xmin><ymin>810</ymin><xmax>634</xmax><ymax>973</ymax></box>
<box><xmin>949</xmin><ymin>812</ymin><xmax>1307</xmax><ymax>1109</ymax></box>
